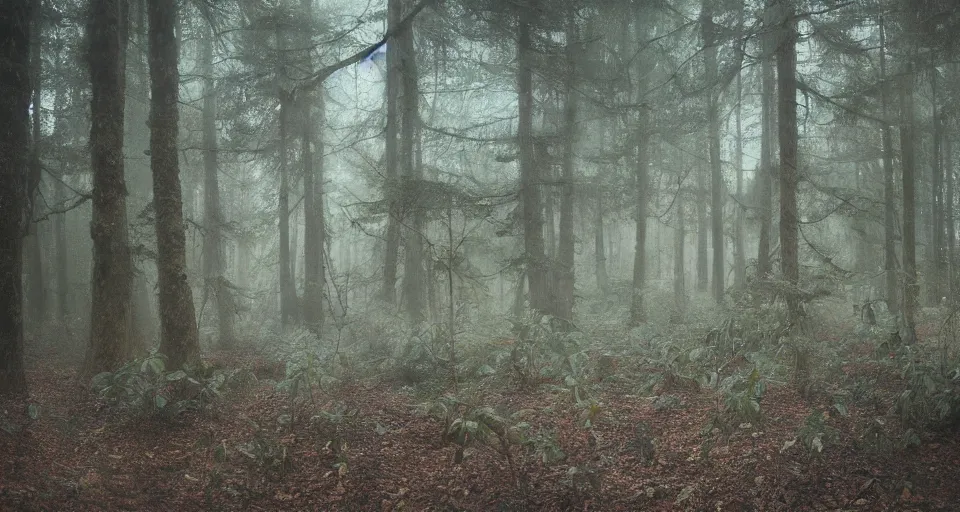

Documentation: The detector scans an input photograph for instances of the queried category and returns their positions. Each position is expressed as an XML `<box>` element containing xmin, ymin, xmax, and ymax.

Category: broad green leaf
<box><xmin>145</xmin><ymin>357</ymin><xmax>165</xmax><ymax>375</ymax></box>
<box><xmin>812</xmin><ymin>435</ymin><xmax>824</xmax><ymax>453</ymax></box>
<box><xmin>27</xmin><ymin>404</ymin><xmax>39</xmax><ymax>420</ymax></box>
<box><xmin>155</xmin><ymin>395</ymin><xmax>168</xmax><ymax>409</ymax></box>
<box><xmin>320</xmin><ymin>375</ymin><xmax>340</xmax><ymax>388</ymax></box>
<box><xmin>675</xmin><ymin>484</ymin><xmax>696</xmax><ymax>504</ymax></box>
<box><xmin>689</xmin><ymin>347</ymin><xmax>704</xmax><ymax>361</ymax></box>
<box><xmin>780</xmin><ymin>438</ymin><xmax>797</xmax><ymax>453</ymax></box>
<box><xmin>166</xmin><ymin>370</ymin><xmax>188</xmax><ymax>381</ymax></box>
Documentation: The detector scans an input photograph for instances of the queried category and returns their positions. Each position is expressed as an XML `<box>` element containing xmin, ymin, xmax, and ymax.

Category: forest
<box><xmin>1</xmin><ymin>0</ymin><xmax>960</xmax><ymax>509</ymax></box>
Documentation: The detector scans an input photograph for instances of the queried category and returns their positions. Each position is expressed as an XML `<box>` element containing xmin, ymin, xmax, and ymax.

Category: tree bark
<box><xmin>278</xmin><ymin>92</ymin><xmax>299</xmax><ymax>326</ymax></box>
<box><xmin>518</xmin><ymin>6</ymin><xmax>548</xmax><ymax>314</ymax></box>
<box><xmin>696</xmin><ymin>162</ymin><xmax>708</xmax><ymax>291</ymax></box>
<box><xmin>555</xmin><ymin>14</ymin><xmax>578</xmax><ymax>321</ymax></box>
<box><xmin>290</xmin><ymin>202</ymin><xmax>300</xmax><ymax>289</ymax></box>
<box><xmin>777</xmin><ymin>0</ymin><xmax>801</xmax><ymax>322</ymax></box>
<box><xmin>756</xmin><ymin>2</ymin><xmax>776</xmax><ymax>281</ymax></box>
<box><xmin>878</xmin><ymin>12</ymin><xmax>899</xmax><ymax>316</ymax></box>
<box><xmin>900</xmin><ymin>59</ymin><xmax>919</xmax><ymax>344</ymax></box>
<box><xmin>26</xmin><ymin>0</ymin><xmax>46</xmax><ymax>328</ymax></box>
<box><xmin>630</xmin><ymin>106</ymin><xmax>650</xmax><ymax>325</ymax></box>
<box><xmin>672</xmin><ymin>189</ymin><xmax>686</xmax><ymax>324</ymax></box>
<box><xmin>702</xmin><ymin>0</ymin><xmax>724</xmax><ymax>304</ymax></box>
<box><xmin>928</xmin><ymin>63</ymin><xmax>944</xmax><ymax>306</ymax></box>
<box><xmin>945</xmin><ymin>128</ymin><xmax>955</xmax><ymax>303</ymax></box>
<box><xmin>51</xmin><ymin>47</ymin><xmax>70</xmax><ymax>320</ymax></box>
<box><xmin>0</xmin><ymin>0</ymin><xmax>31</xmax><ymax>395</ymax></box>
<box><xmin>381</xmin><ymin>0</ymin><xmax>402</xmax><ymax>305</ymax></box>
<box><xmin>54</xmin><ymin>178</ymin><xmax>69</xmax><ymax>318</ymax></box>
<box><xmin>400</xmin><ymin>0</ymin><xmax>425</xmax><ymax>324</ymax></box>
<box><xmin>86</xmin><ymin>0</ymin><xmax>135</xmax><ymax>376</ymax></box>
<box><xmin>302</xmin><ymin>97</ymin><xmax>326</xmax><ymax>335</ymax></box>
<box><xmin>544</xmin><ymin>162</ymin><xmax>556</xmax><ymax>259</ymax></box>
<box><xmin>200</xmin><ymin>25</ymin><xmax>235</xmax><ymax>348</ymax></box>
<box><xmin>733</xmin><ymin>69</ymin><xmax>746</xmax><ymax>290</ymax></box>
<box><xmin>149</xmin><ymin>0</ymin><xmax>200</xmax><ymax>369</ymax></box>
<box><xmin>594</xmin><ymin>177</ymin><xmax>610</xmax><ymax>295</ymax></box>
<box><xmin>301</xmin><ymin>0</ymin><xmax>325</xmax><ymax>336</ymax></box>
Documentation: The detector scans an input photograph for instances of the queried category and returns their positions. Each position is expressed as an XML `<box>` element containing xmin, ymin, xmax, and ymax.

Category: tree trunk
<box><xmin>555</xmin><ymin>14</ymin><xmax>578</xmax><ymax>321</ymax></box>
<box><xmin>512</xmin><ymin>271</ymin><xmax>526</xmax><ymax>318</ymax></box>
<box><xmin>290</xmin><ymin>202</ymin><xmax>300</xmax><ymax>289</ymax></box>
<box><xmin>777</xmin><ymin>0</ymin><xmax>801</xmax><ymax>321</ymax></box>
<box><xmin>400</xmin><ymin>0</ymin><xmax>425</xmax><ymax>324</ymax></box>
<box><xmin>702</xmin><ymin>1</ymin><xmax>724</xmax><ymax>304</ymax></box>
<box><xmin>51</xmin><ymin>52</ymin><xmax>70</xmax><ymax>320</ymax></box>
<box><xmin>900</xmin><ymin>59</ymin><xmax>919</xmax><ymax>344</ymax></box>
<box><xmin>928</xmin><ymin>63</ymin><xmax>944</xmax><ymax>306</ymax></box>
<box><xmin>86</xmin><ymin>0</ymin><xmax>135</xmax><ymax>376</ymax></box>
<box><xmin>302</xmin><ymin>93</ymin><xmax>326</xmax><ymax>334</ymax></box>
<box><xmin>26</xmin><ymin>1</ymin><xmax>46</xmax><ymax>329</ymax></box>
<box><xmin>630</xmin><ymin>109</ymin><xmax>650</xmax><ymax>325</ymax></box>
<box><xmin>878</xmin><ymin>13</ymin><xmax>899</xmax><ymax>316</ymax></box>
<box><xmin>0</xmin><ymin>0</ymin><xmax>31</xmax><ymax>395</ymax></box>
<box><xmin>148</xmin><ymin>0</ymin><xmax>200</xmax><ymax>369</ymax></box>
<box><xmin>200</xmin><ymin>25</ymin><xmax>235</xmax><ymax>348</ymax></box>
<box><xmin>672</xmin><ymin>190</ymin><xmax>686</xmax><ymax>324</ymax></box>
<box><xmin>544</xmin><ymin>164</ymin><xmax>556</xmax><ymax>259</ymax></box>
<box><xmin>733</xmin><ymin>69</ymin><xmax>746</xmax><ymax>290</ymax></box>
<box><xmin>301</xmin><ymin>0</ymin><xmax>325</xmax><ymax>335</ymax></box>
<box><xmin>756</xmin><ymin>3</ymin><xmax>776</xmax><ymax>280</ymax></box>
<box><xmin>594</xmin><ymin>177</ymin><xmax>610</xmax><ymax>295</ymax></box>
<box><xmin>945</xmin><ymin>128</ymin><xmax>955</xmax><ymax>303</ymax></box>
<box><xmin>518</xmin><ymin>7</ymin><xmax>548</xmax><ymax>313</ymax></box>
<box><xmin>381</xmin><ymin>0</ymin><xmax>402</xmax><ymax>305</ymax></box>
<box><xmin>54</xmin><ymin>177</ymin><xmax>69</xmax><ymax>318</ymax></box>
<box><xmin>696</xmin><ymin>162</ymin><xmax>708</xmax><ymax>291</ymax></box>
<box><xmin>278</xmin><ymin>92</ymin><xmax>299</xmax><ymax>326</ymax></box>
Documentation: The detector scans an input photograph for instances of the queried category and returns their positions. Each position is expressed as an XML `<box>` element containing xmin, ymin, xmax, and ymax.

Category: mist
<box><xmin>1</xmin><ymin>0</ymin><xmax>960</xmax><ymax>509</ymax></box>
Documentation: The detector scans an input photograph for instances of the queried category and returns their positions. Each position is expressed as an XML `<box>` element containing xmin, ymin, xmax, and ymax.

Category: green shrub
<box><xmin>91</xmin><ymin>352</ymin><xmax>226</xmax><ymax>419</ymax></box>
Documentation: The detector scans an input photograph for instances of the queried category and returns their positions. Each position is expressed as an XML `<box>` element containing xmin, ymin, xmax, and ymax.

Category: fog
<box><xmin>1</xmin><ymin>0</ymin><xmax>959</xmax><ymax>509</ymax></box>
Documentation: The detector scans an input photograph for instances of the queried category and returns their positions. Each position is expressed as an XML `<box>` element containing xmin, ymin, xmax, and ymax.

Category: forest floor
<box><xmin>3</xmin><ymin>321</ymin><xmax>960</xmax><ymax>511</ymax></box>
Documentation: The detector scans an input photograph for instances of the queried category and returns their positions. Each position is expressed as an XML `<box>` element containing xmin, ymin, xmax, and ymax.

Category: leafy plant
<box><xmin>576</xmin><ymin>399</ymin><xmax>604</xmax><ymax>429</ymax></box>
<box><xmin>91</xmin><ymin>352</ymin><xmax>225</xmax><ymax>419</ymax></box>
<box><xmin>277</xmin><ymin>351</ymin><xmax>340</xmax><ymax>400</ymax></box>
<box><xmin>858</xmin><ymin>417</ymin><xmax>895</xmax><ymax>454</ymax></box>
<box><xmin>892</xmin><ymin>353</ymin><xmax>960</xmax><ymax>430</ymax></box>
<box><xmin>506</xmin><ymin>312</ymin><xmax>582</xmax><ymax>388</ymax></box>
<box><xmin>700</xmin><ymin>367</ymin><xmax>766</xmax><ymax>458</ymax></box>
<box><xmin>415</xmin><ymin>392</ymin><xmax>535</xmax><ymax>488</ymax></box>
<box><xmin>564</xmin><ymin>463</ymin><xmax>604</xmax><ymax>495</ymax></box>
<box><xmin>237</xmin><ymin>423</ymin><xmax>294</xmax><ymax>479</ymax></box>
<box><xmin>782</xmin><ymin>410</ymin><xmax>838</xmax><ymax>459</ymax></box>
<box><xmin>310</xmin><ymin>402</ymin><xmax>360</xmax><ymax>464</ymax></box>
<box><xmin>720</xmin><ymin>367</ymin><xmax>766</xmax><ymax>424</ymax></box>
<box><xmin>392</xmin><ymin>323</ymin><xmax>451</xmax><ymax>385</ymax></box>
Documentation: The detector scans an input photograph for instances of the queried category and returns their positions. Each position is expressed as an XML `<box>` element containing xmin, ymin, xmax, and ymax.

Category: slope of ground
<box><xmin>3</xmin><ymin>336</ymin><xmax>960</xmax><ymax>512</ymax></box>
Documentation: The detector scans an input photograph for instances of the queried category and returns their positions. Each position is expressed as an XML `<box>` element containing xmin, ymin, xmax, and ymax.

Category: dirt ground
<box><xmin>2</xmin><ymin>342</ymin><xmax>960</xmax><ymax>512</ymax></box>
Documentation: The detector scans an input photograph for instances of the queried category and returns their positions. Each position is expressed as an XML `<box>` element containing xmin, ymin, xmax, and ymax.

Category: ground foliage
<box><xmin>3</xmin><ymin>294</ymin><xmax>960</xmax><ymax>511</ymax></box>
